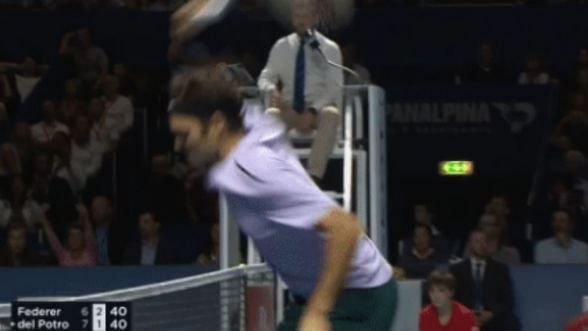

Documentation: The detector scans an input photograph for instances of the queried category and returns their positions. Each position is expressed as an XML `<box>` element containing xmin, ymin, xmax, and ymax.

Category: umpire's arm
<box><xmin>306</xmin><ymin>208</ymin><xmax>362</xmax><ymax>314</ymax></box>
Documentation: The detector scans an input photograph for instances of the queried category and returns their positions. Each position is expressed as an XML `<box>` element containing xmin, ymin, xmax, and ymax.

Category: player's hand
<box><xmin>171</xmin><ymin>0</ymin><xmax>208</xmax><ymax>42</ymax></box>
<box><xmin>298</xmin><ymin>310</ymin><xmax>331</xmax><ymax>331</ymax></box>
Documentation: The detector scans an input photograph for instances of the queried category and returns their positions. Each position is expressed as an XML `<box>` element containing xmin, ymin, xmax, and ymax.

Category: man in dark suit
<box><xmin>122</xmin><ymin>210</ymin><xmax>176</xmax><ymax>265</ymax></box>
<box><xmin>91</xmin><ymin>195</ymin><xmax>127</xmax><ymax>265</ymax></box>
<box><xmin>450</xmin><ymin>229</ymin><xmax>519</xmax><ymax>331</ymax></box>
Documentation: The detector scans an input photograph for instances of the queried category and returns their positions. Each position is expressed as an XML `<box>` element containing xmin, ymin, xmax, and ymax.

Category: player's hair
<box><xmin>169</xmin><ymin>66</ymin><xmax>243</xmax><ymax>131</ymax></box>
<box><xmin>427</xmin><ymin>271</ymin><xmax>456</xmax><ymax>292</ymax></box>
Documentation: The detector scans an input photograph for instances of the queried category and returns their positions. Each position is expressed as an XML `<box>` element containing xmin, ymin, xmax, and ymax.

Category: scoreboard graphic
<box><xmin>11</xmin><ymin>302</ymin><xmax>131</xmax><ymax>331</ymax></box>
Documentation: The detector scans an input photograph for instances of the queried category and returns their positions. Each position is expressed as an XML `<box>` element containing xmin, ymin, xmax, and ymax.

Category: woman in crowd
<box><xmin>39</xmin><ymin>204</ymin><xmax>97</xmax><ymax>266</ymax></box>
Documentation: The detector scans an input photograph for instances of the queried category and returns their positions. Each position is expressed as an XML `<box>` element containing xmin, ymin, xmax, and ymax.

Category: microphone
<box><xmin>307</xmin><ymin>29</ymin><xmax>365</xmax><ymax>84</ymax></box>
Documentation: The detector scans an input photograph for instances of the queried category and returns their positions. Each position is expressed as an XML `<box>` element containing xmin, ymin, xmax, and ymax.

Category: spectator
<box><xmin>59</xmin><ymin>79</ymin><xmax>84</xmax><ymax>129</ymax></box>
<box><xmin>0</xmin><ymin>144</ymin><xmax>22</xmax><ymax>197</ymax></box>
<box><xmin>565</xmin><ymin>311</ymin><xmax>588</xmax><ymax>331</ymax></box>
<box><xmin>257</xmin><ymin>0</ymin><xmax>343</xmax><ymax>185</ymax></box>
<box><xmin>401</xmin><ymin>203</ymin><xmax>448</xmax><ymax>257</ymax></box>
<box><xmin>112</xmin><ymin>63</ymin><xmax>134</xmax><ymax>96</ymax></box>
<box><xmin>146</xmin><ymin>153</ymin><xmax>188</xmax><ymax>223</ymax></box>
<box><xmin>419</xmin><ymin>271</ymin><xmax>477</xmax><ymax>331</ymax></box>
<box><xmin>0</xmin><ymin>175</ymin><xmax>44</xmax><ymax>232</ymax></box>
<box><xmin>548</xmin><ymin>180</ymin><xmax>575</xmax><ymax>213</ymax></box>
<box><xmin>575</xmin><ymin>68</ymin><xmax>588</xmax><ymax>97</ymax></box>
<box><xmin>0</xmin><ymin>72</ymin><xmax>16</xmax><ymax>123</ymax></box>
<box><xmin>50</xmin><ymin>131</ymin><xmax>78</xmax><ymax>193</ymax></box>
<box><xmin>414</xmin><ymin>203</ymin><xmax>443</xmax><ymax>236</ymax></box>
<box><xmin>518</xmin><ymin>52</ymin><xmax>553</xmax><ymax>85</ymax></box>
<box><xmin>341</xmin><ymin>43</ymin><xmax>371</xmax><ymax>84</ymax></box>
<box><xmin>11</xmin><ymin>57</ymin><xmax>46</xmax><ymax>103</ymax></box>
<box><xmin>39</xmin><ymin>205</ymin><xmax>97</xmax><ymax>267</ymax></box>
<box><xmin>451</xmin><ymin>229</ymin><xmax>518</xmax><ymax>331</ymax></box>
<box><xmin>88</xmin><ymin>97</ymin><xmax>114</xmax><ymax>152</ymax></box>
<box><xmin>535</xmin><ymin>210</ymin><xmax>588</xmax><ymax>264</ymax></box>
<box><xmin>0</xmin><ymin>220</ymin><xmax>45</xmax><ymax>266</ymax></box>
<box><xmin>101</xmin><ymin>75</ymin><xmax>134</xmax><ymax>143</ymax></box>
<box><xmin>0</xmin><ymin>102</ymin><xmax>8</xmax><ymax>143</ymax></box>
<box><xmin>562</xmin><ymin>151</ymin><xmax>588</xmax><ymax>235</ymax></box>
<box><xmin>91</xmin><ymin>195</ymin><xmax>125</xmax><ymax>265</ymax></box>
<box><xmin>552</xmin><ymin>112</ymin><xmax>588</xmax><ymax>155</ymax></box>
<box><xmin>122</xmin><ymin>210</ymin><xmax>175</xmax><ymax>265</ymax></box>
<box><xmin>15</xmin><ymin>57</ymin><xmax>42</xmax><ymax>102</ymax></box>
<box><xmin>462</xmin><ymin>42</ymin><xmax>509</xmax><ymax>84</ymax></box>
<box><xmin>31</xmin><ymin>99</ymin><xmax>69</xmax><ymax>148</ymax></box>
<box><xmin>399</xmin><ymin>224</ymin><xmax>448</xmax><ymax>279</ymax></box>
<box><xmin>484</xmin><ymin>195</ymin><xmax>527</xmax><ymax>258</ymax></box>
<box><xmin>30</xmin><ymin>151</ymin><xmax>77</xmax><ymax>234</ymax></box>
<box><xmin>567</xmin><ymin>92</ymin><xmax>588</xmax><ymax>115</ymax></box>
<box><xmin>196</xmin><ymin>223</ymin><xmax>219</xmax><ymax>265</ymax></box>
<box><xmin>74</xmin><ymin>27</ymin><xmax>109</xmax><ymax>91</ymax></box>
<box><xmin>10</xmin><ymin>122</ymin><xmax>34</xmax><ymax>175</ymax></box>
<box><xmin>478</xmin><ymin>213</ymin><xmax>520</xmax><ymax>265</ymax></box>
<box><xmin>484</xmin><ymin>196</ymin><xmax>511</xmax><ymax>230</ymax></box>
<box><xmin>70</xmin><ymin>115</ymin><xmax>105</xmax><ymax>191</ymax></box>
<box><xmin>578</xmin><ymin>47</ymin><xmax>588</xmax><ymax>72</ymax></box>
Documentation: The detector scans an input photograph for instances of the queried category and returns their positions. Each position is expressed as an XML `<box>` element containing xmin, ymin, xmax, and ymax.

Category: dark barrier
<box><xmin>0</xmin><ymin>265</ymin><xmax>216</xmax><ymax>302</ymax></box>
<box><xmin>387</xmin><ymin>85</ymin><xmax>558</xmax><ymax>177</ymax></box>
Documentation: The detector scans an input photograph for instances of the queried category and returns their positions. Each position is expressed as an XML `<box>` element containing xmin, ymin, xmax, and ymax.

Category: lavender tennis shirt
<box><xmin>208</xmin><ymin>100</ymin><xmax>392</xmax><ymax>298</ymax></box>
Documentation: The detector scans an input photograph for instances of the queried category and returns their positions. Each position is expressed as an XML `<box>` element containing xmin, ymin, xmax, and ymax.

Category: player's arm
<box><xmin>304</xmin><ymin>208</ymin><xmax>362</xmax><ymax>315</ymax></box>
<box><xmin>171</xmin><ymin>0</ymin><xmax>233</xmax><ymax>43</ymax></box>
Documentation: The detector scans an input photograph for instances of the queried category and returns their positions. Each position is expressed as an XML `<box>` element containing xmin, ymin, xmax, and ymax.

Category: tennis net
<box><xmin>3</xmin><ymin>263</ymin><xmax>275</xmax><ymax>331</ymax></box>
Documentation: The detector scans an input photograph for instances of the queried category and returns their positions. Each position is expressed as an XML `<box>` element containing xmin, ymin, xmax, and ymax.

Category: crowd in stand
<box><xmin>385</xmin><ymin>42</ymin><xmax>588</xmax><ymax>331</ymax></box>
<box><xmin>0</xmin><ymin>24</ymin><xmax>222</xmax><ymax>268</ymax></box>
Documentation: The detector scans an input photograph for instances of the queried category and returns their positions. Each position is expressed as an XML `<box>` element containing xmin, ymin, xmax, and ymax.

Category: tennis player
<box><xmin>169</xmin><ymin>69</ymin><xmax>396</xmax><ymax>330</ymax></box>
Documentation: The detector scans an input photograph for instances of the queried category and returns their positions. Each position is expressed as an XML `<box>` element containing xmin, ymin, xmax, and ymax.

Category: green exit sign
<box><xmin>439</xmin><ymin>161</ymin><xmax>474</xmax><ymax>176</ymax></box>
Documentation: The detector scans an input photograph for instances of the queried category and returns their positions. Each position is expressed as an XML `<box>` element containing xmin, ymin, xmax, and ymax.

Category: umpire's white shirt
<box><xmin>258</xmin><ymin>32</ymin><xmax>343</xmax><ymax>111</ymax></box>
<box><xmin>207</xmin><ymin>103</ymin><xmax>392</xmax><ymax>298</ymax></box>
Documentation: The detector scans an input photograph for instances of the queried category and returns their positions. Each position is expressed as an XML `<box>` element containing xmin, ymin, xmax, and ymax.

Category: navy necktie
<box><xmin>293</xmin><ymin>36</ymin><xmax>307</xmax><ymax>113</ymax></box>
<box><xmin>474</xmin><ymin>262</ymin><xmax>484</xmax><ymax>310</ymax></box>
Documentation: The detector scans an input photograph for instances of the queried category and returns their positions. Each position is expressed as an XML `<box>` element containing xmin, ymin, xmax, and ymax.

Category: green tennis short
<box><xmin>277</xmin><ymin>278</ymin><xmax>398</xmax><ymax>331</ymax></box>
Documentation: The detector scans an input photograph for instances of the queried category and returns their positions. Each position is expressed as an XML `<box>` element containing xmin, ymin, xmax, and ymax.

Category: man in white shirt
<box><xmin>14</xmin><ymin>57</ymin><xmax>42</xmax><ymax>103</ymax></box>
<box><xmin>535</xmin><ymin>210</ymin><xmax>588</xmax><ymax>264</ymax></box>
<box><xmin>31</xmin><ymin>100</ymin><xmax>69</xmax><ymax>146</ymax></box>
<box><xmin>70</xmin><ymin>115</ymin><xmax>104</xmax><ymax>191</ymax></box>
<box><xmin>258</xmin><ymin>0</ymin><xmax>343</xmax><ymax>184</ymax></box>
<box><xmin>101</xmin><ymin>75</ymin><xmax>134</xmax><ymax>143</ymax></box>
